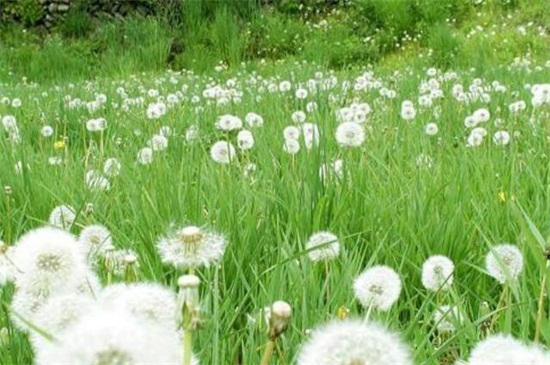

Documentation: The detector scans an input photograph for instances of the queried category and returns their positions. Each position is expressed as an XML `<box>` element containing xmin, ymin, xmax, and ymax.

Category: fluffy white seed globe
<box><xmin>297</xmin><ymin>319</ymin><xmax>412</xmax><ymax>365</ymax></box>
<box><xmin>353</xmin><ymin>265</ymin><xmax>402</xmax><ymax>312</ymax></box>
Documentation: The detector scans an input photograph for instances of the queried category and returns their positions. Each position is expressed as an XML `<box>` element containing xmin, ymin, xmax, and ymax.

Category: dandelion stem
<box><xmin>324</xmin><ymin>259</ymin><xmax>330</xmax><ymax>306</ymax></box>
<box><xmin>5</xmin><ymin>192</ymin><xmax>11</xmax><ymax>244</ymax></box>
<box><xmin>213</xmin><ymin>266</ymin><xmax>220</xmax><ymax>365</ymax></box>
<box><xmin>365</xmin><ymin>304</ymin><xmax>374</xmax><ymax>322</ymax></box>
<box><xmin>183</xmin><ymin>330</ymin><xmax>193</xmax><ymax>365</ymax></box>
<box><xmin>259</xmin><ymin>339</ymin><xmax>276</xmax><ymax>365</ymax></box>
<box><xmin>534</xmin><ymin>261</ymin><xmax>549</xmax><ymax>342</ymax></box>
<box><xmin>488</xmin><ymin>284</ymin><xmax>509</xmax><ymax>333</ymax></box>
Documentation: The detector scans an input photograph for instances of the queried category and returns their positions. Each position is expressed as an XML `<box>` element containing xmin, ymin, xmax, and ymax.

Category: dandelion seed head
<box><xmin>353</xmin><ymin>265</ymin><xmax>402</xmax><ymax>311</ymax></box>
<box><xmin>485</xmin><ymin>244</ymin><xmax>523</xmax><ymax>284</ymax></box>
<box><xmin>100</xmin><ymin>283</ymin><xmax>177</xmax><ymax>330</ymax></box>
<box><xmin>335</xmin><ymin>122</ymin><xmax>365</xmax><ymax>147</ymax></box>
<box><xmin>468</xmin><ymin>334</ymin><xmax>550</xmax><ymax>365</ymax></box>
<box><xmin>421</xmin><ymin>255</ymin><xmax>454</xmax><ymax>292</ymax></box>
<box><xmin>433</xmin><ymin>305</ymin><xmax>464</xmax><ymax>333</ymax></box>
<box><xmin>34</xmin><ymin>310</ymin><xmax>186</xmax><ymax>365</ymax></box>
<box><xmin>297</xmin><ymin>319</ymin><xmax>412</xmax><ymax>365</ymax></box>
<box><xmin>210</xmin><ymin>141</ymin><xmax>236</xmax><ymax>164</ymax></box>
<box><xmin>48</xmin><ymin>205</ymin><xmax>76</xmax><ymax>230</ymax></box>
<box><xmin>157</xmin><ymin>225</ymin><xmax>227</xmax><ymax>269</ymax></box>
<box><xmin>305</xmin><ymin>231</ymin><xmax>340</xmax><ymax>262</ymax></box>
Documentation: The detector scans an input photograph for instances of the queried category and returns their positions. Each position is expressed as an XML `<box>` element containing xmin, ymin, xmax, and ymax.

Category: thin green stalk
<box><xmin>534</xmin><ymin>262</ymin><xmax>548</xmax><ymax>342</ymax></box>
<box><xmin>324</xmin><ymin>259</ymin><xmax>330</xmax><ymax>306</ymax></box>
<box><xmin>5</xmin><ymin>190</ymin><xmax>11</xmax><ymax>245</ymax></box>
<box><xmin>259</xmin><ymin>339</ymin><xmax>276</xmax><ymax>365</ymax></box>
<box><xmin>183</xmin><ymin>311</ymin><xmax>193</xmax><ymax>365</ymax></box>
<box><xmin>213</xmin><ymin>266</ymin><xmax>220</xmax><ymax>365</ymax></box>
<box><xmin>488</xmin><ymin>284</ymin><xmax>509</xmax><ymax>333</ymax></box>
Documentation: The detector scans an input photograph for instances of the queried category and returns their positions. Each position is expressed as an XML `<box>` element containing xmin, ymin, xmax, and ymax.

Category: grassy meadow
<box><xmin>1</xmin><ymin>1</ymin><xmax>550</xmax><ymax>364</ymax></box>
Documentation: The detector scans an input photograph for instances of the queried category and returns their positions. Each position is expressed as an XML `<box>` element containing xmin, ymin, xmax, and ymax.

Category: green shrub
<box><xmin>57</xmin><ymin>1</ymin><xmax>94</xmax><ymax>39</ymax></box>
<box><xmin>425</xmin><ymin>22</ymin><xmax>461</xmax><ymax>69</ymax></box>
<box><xmin>246</xmin><ymin>13</ymin><xmax>309</xmax><ymax>59</ymax></box>
<box><xmin>0</xmin><ymin>0</ymin><xmax>44</xmax><ymax>27</ymax></box>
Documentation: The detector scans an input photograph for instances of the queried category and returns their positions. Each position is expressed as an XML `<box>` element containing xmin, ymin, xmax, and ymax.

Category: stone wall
<box><xmin>1</xmin><ymin>0</ymin><xmax>155</xmax><ymax>28</ymax></box>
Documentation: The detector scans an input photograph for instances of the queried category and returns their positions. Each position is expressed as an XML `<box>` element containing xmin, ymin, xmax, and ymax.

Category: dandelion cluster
<box><xmin>1</xmin><ymin>52</ymin><xmax>550</xmax><ymax>364</ymax></box>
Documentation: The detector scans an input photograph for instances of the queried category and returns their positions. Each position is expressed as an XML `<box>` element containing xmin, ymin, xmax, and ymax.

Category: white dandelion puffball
<box><xmin>302</xmin><ymin>123</ymin><xmax>320</xmax><ymax>149</ymax></box>
<box><xmin>297</xmin><ymin>319</ymin><xmax>412</xmax><ymax>365</ymax></box>
<box><xmin>425</xmin><ymin>123</ymin><xmax>439</xmax><ymax>136</ymax></box>
<box><xmin>467</xmin><ymin>130</ymin><xmax>484</xmax><ymax>148</ymax></box>
<box><xmin>283</xmin><ymin>125</ymin><xmax>301</xmax><ymax>140</ymax></box>
<box><xmin>30</xmin><ymin>293</ymin><xmax>96</xmax><ymax>351</ymax></box>
<box><xmin>283</xmin><ymin>139</ymin><xmax>300</xmax><ymax>154</ymax></box>
<box><xmin>2</xmin><ymin>115</ymin><xmax>18</xmax><ymax>132</ymax></box>
<box><xmin>34</xmin><ymin>310</ymin><xmax>188</xmax><ymax>365</ymax></box>
<box><xmin>292</xmin><ymin>110</ymin><xmax>307</xmax><ymax>123</ymax></box>
<box><xmin>103</xmin><ymin>158</ymin><xmax>122</xmax><ymax>177</ymax></box>
<box><xmin>353</xmin><ymin>265</ymin><xmax>402</xmax><ymax>311</ymax></box>
<box><xmin>12</xmin><ymin>227</ymin><xmax>87</xmax><ymax>289</ymax></box>
<box><xmin>237</xmin><ymin>129</ymin><xmax>255</xmax><ymax>150</ymax></box>
<box><xmin>400</xmin><ymin>105</ymin><xmax>417</xmax><ymax>121</ymax></box>
<box><xmin>48</xmin><ymin>205</ymin><xmax>77</xmax><ymax>230</ymax></box>
<box><xmin>335</xmin><ymin>121</ymin><xmax>365</xmax><ymax>147</ymax></box>
<box><xmin>245</xmin><ymin>112</ymin><xmax>264</xmax><ymax>128</ymax></box>
<box><xmin>305</xmin><ymin>231</ymin><xmax>340</xmax><ymax>262</ymax></box>
<box><xmin>421</xmin><ymin>255</ymin><xmax>454</xmax><ymax>292</ymax></box>
<box><xmin>10</xmin><ymin>269</ymin><xmax>97</xmax><ymax>332</ymax></box>
<box><xmin>137</xmin><ymin>147</ymin><xmax>153</xmax><ymax>165</ymax></box>
<box><xmin>464</xmin><ymin>115</ymin><xmax>477</xmax><ymax>128</ymax></box>
<box><xmin>40</xmin><ymin>125</ymin><xmax>54</xmax><ymax>138</ymax></box>
<box><xmin>295</xmin><ymin>88</ymin><xmax>308</xmax><ymax>99</ymax></box>
<box><xmin>79</xmin><ymin>224</ymin><xmax>114</xmax><ymax>259</ymax></box>
<box><xmin>485</xmin><ymin>244</ymin><xmax>523</xmax><ymax>284</ymax></box>
<box><xmin>493</xmin><ymin>131</ymin><xmax>511</xmax><ymax>146</ymax></box>
<box><xmin>148</xmin><ymin>134</ymin><xmax>168</xmax><ymax>152</ymax></box>
<box><xmin>86</xmin><ymin>118</ymin><xmax>107</xmax><ymax>132</ymax></box>
<box><xmin>185</xmin><ymin>125</ymin><xmax>199</xmax><ymax>142</ymax></box>
<box><xmin>468</xmin><ymin>334</ymin><xmax>550</xmax><ymax>365</ymax></box>
<box><xmin>473</xmin><ymin>108</ymin><xmax>490</xmax><ymax>123</ymax></box>
<box><xmin>216</xmin><ymin>114</ymin><xmax>242</xmax><ymax>131</ymax></box>
<box><xmin>157</xmin><ymin>225</ymin><xmax>227</xmax><ymax>269</ymax></box>
<box><xmin>99</xmin><ymin>283</ymin><xmax>177</xmax><ymax>330</ymax></box>
<box><xmin>433</xmin><ymin>305</ymin><xmax>464</xmax><ymax>333</ymax></box>
<box><xmin>210</xmin><ymin>141</ymin><xmax>236</xmax><ymax>164</ymax></box>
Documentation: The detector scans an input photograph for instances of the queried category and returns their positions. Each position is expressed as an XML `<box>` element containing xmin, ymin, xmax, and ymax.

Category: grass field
<box><xmin>1</xmin><ymin>1</ymin><xmax>550</xmax><ymax>364</ymax></box>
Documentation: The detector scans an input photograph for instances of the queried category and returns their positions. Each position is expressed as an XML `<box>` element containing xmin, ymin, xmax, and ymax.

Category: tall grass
<box><xmin>1</xmin><ymin>58</ymin><xmax>550</xmax><ymax>362</ymax></box>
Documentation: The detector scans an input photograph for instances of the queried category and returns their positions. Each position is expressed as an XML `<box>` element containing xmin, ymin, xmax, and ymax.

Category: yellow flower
<box><xmin>54</xmin><ymin>140</ymin><xmax>66</xmax><ymax>150</ymax></box>
<box><xmin>498</xmin><ymin>192</ymin><xmax>506</xmax><ymax>202</ymax></box>
<box><xmin>337</xmin><ymin>306</ymin><xmax>349</xmax><ymax>320</ymax></box>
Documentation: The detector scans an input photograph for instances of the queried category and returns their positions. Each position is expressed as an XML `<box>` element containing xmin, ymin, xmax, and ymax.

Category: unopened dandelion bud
<box><xmin>177</xmin><ymin>275</ymin><xmax>201</xmax><ymax>330</ymax></box>
<box><xmin>123</xmin><ymin>254</ymin><xmax>139</xmax><ymax>283</ymax></box>
<box><xmin>268</xmin><ymin>300</ymin><xmax>292</xmax><ymax>339</ymax></box>
<box><xmin>103</xmin><ymin>248</ymin><xmax>117</xmax><ymax>271</ymax></box>
<box><xmin>4</xmin><ymin>186</ymin><xmax>12</xmax><ymax>196</ymax></box>
<box><xmin>479</xmin><ymin>301</ymin><xmax>491</xmax><ymax>335</ymax></box>
<box><xmin>84</xmin><ymin>202</ymin><xmax>94</xmax><ymax>216</ymax></box>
